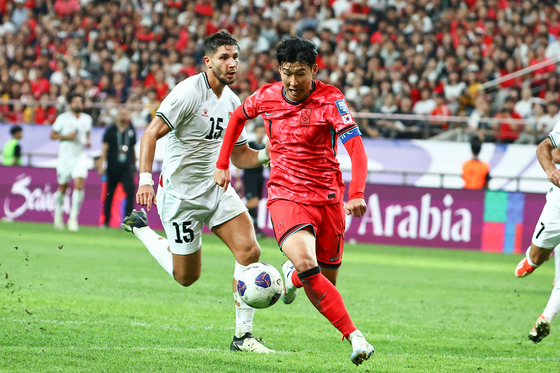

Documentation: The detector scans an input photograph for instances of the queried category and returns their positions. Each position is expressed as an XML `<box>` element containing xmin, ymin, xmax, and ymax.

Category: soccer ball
<box><xmin>236</xmin><ymin>262</ymin><xmax>283</xmax><ymax>309</ymax></box>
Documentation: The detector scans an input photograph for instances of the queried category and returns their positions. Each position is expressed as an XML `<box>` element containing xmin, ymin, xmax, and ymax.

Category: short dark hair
<box><xmin>203</xmin><ymin>29</ymin><xmax>239</xmax><ymax>56</ymax></box>
<box><xmin>276</xmin><ymin>36</ymin><xmax>318</xmax><ymax>68</ymax></box>
<box><xmin>10</xmin><ymin>125</ymin><xmax>22</xmax><ymax>136</ymax></box>
<box><xmin>470</xmin><ymin>135</ymin><xmax>482</xmax><ymax>155</ymax></box>
<box><xmin>68</xmin><ymin>93</ymin><xmax>84</xmax><ymax>103</ymax></box>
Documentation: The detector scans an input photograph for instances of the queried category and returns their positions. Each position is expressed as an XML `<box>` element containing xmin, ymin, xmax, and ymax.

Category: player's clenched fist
<box><xmin>137</xmin><ymin>185</ymin><xmax>157</xmax><ymax>211</ymax></box>
<box><xmin>214</xmin><ymin>168</ymin><xmax>231</xmax><ymax>192</ymax></box>
<box><xmin>344</xmin><ymin>198</ymin><xmax>367</xmax><ymax>217</ymax></box>
<box><xmin>548</xmin><ymin>169</ymin><xmax>560</xmax><ymax>188</ymax></box>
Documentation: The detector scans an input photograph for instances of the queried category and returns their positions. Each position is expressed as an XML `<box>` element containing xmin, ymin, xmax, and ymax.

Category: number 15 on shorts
<box><xmin>173</xmin><ymin>221</ymin><xmax>194</xmax><ymax>244</ymax></box>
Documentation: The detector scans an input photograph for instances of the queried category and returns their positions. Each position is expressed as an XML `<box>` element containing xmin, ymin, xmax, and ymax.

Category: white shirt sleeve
<box><xmin>549</xmin><ymin>130</ymin><xmax>560</xmax><ymax>149</ymax></box>
<box><xmin>156</xmin><ymin>86</ymin><xmax>199</xmax><ymax>130</ymax></box>
<box><xmin>52</xmin><ymin>114</ymin><xmax>64</xmax><ymax>133</ymax></box>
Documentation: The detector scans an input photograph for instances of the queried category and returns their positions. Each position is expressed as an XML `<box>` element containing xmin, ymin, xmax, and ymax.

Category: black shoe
<box><xmin>122</xmin><ymin>209</ymin><xmax>148</xmax><ymax>233</ymax></box>
<box><xmin>230</xmin><ymin>332</ymin><xmax>274</xmax><ymax>353</ymax></box>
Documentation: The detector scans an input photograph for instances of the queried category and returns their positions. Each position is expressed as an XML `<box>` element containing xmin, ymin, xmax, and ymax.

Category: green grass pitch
<box><xmin>1</xmin><ymin>221</ymin><xmax>559</xmax><ymax>372</ymax></box>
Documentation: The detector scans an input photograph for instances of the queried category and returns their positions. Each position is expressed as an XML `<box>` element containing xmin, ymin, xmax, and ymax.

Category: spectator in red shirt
<box><xmin>493</xmin><ymin>97</ymin><xmax>524</xmax><ymax>143</ymax></box>
<box><xmin>34</xmin><ymin>93</ymin><xmax>57</xmax><ymax>125</ymax></box>
<box><xmin>53</xmin><ymin>0</ymin><xmax>80</xmax><ymax>16</ymax></box>
<box><xmin>431</xmin><ymin>92</ymin><xmax>452</xmax><ymax>134</ymax></box>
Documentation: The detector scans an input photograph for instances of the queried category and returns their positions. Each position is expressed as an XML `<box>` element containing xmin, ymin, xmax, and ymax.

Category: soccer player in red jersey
<box><xmin>214</xmin><ymin>36</ymin><xmax>374</xmax><ymax>366</ymax></box>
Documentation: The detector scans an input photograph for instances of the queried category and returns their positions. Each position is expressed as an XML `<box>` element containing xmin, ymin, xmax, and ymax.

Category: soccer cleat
<box><xmin>230</xmin><ymin>332</ymin><xmax>274</xmax><ymax>353</ymax></box>
<box><xmin>54</xmin><ymin>211</ymin><xmax>64</xmax><ymax>231</ymax></box>
<box><xmin>281</xmin><ymin>260</ymin><xmax>298</xmax><ymax>304</ymax></box>
<box><xmin>515</xmin><ymin>257</ymin><xmax>536</xmax><ymax>278</ymax></box>
<box><xmin>67</xmin><ymin>216</ymin><xmax>79</xmax><ymax>232</ymax></box>
<box><xmin>529</xmin><ymin>314</ymin><xmax>551</xmax><ymax>343</ymax></box>
<box><xmin>349</xmin><ymin>330</ymin><xmax>375</xmax><ymax>366</ymax></box>
<box><xmin>122</xmin><ymin>209</ymin><xmax>148</xmax><ymax>233</ymax></box>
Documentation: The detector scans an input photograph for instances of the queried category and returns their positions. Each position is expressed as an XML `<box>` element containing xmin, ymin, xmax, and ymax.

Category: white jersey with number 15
<box><xmin>155</xmin><ymin>72</ymin><xmax>248</xmax><ymax>199</ymax></box>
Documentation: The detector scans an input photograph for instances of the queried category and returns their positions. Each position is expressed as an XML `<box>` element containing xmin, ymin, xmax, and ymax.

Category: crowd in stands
<box><xmin>1</xmin><ymin>0</ymin><xmax>560</xmax><ymax>143</ymax></box>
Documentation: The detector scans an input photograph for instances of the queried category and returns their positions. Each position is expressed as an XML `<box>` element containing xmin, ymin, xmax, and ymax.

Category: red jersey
<box><xmin>240</xmin><ymin>81</ymin><xmax>360</xmax><ymax>205</ymax></box>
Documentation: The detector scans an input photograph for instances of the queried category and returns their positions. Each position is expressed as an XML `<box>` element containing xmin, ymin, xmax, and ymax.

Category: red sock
<box><xmin>297</xmin><ymin>267</ymin><xmax>357</xmax><ymax>339</ymax></box>
<box><xmin>291</xmin><ymin>270</ymin><xmax>303</xmax><ymax>288</ymax></box>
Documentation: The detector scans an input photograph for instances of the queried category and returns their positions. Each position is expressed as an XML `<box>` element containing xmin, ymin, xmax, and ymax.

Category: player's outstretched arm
<box><xmin>137</xmin><ymin>116</ymin><xmax>170</xmax><ymax>211</ymax></box>
<box><xmin>537</xmin><ymin>137</ymin><xmax>560</xmax><ymax>188</ymax></box>
<box><xmin>230</xmin><ymin>143</ymin><xmax>270</xmax><ymax>169</ymax></box>
<box><xmin>343</xmin><ymin>135</ymin><xmax>368</xmax><ymax>217</ymax></box>
<box><xmin>215</xmin><ymin>106</ymin><xmax>251</xmax><ymax>191</ymax></box>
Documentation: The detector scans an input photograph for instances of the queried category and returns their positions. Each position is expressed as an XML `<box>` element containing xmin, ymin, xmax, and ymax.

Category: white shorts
<box><xmin>532</xmin><ymin>187</ymin><xmax>560</xmax><ymax>249</ymax></box>
<box><xmin>156</xmin><ymin>181</ymin><xmax>247</xmax><ymax>255</ymax></box>
<box><xmin>56</xmin><ymin>153</ymin><xmax>89</xmax><ymax>185</ymax></box>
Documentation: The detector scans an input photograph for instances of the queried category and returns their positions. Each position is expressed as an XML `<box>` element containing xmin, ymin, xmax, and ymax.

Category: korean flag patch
<box><xmin>342</xmin><ymin>113</ymin><xmax>353</xmax><ymax>124</ymax></box>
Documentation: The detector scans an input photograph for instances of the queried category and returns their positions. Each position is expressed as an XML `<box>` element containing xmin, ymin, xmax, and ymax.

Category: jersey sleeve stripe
<box><xmin>234</xmin><ymin>139</ymin><xmax>248</xmax><ymax>147</ymax></box>
<box><xmin>336</xmin><ymin>124</ymin><xmax>358</xmax><ymax>137</ymax></box>
<box><xmin>156</xmin><ymin>112</ymin><xmax>174</xmax><ymax>130</ymax></box>
<box><xmin>242</xmin><ymin>104</ymin><xmax>251</xmax><ymax>119</ymax></box>
<box><xmin>549</xmin><ymin>134</ymin><xmax>558</xmax><ymax>149</ymax></box>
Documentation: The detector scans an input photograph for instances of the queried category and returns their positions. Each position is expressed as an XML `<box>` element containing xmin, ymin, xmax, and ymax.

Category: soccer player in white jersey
<box><xmin>121</xmin><ymin>30</ymin><xmax>273</xmax><ymax>353</ymax></box>
<box><xmin>50</xmin><ymin>93</ymin><xmax>92</xmax><ymax>232</ymax></box>
<box><xmin>516</xmin><ymin>127</ymin><xmax>560</xmax><ymax>342</ymax></box>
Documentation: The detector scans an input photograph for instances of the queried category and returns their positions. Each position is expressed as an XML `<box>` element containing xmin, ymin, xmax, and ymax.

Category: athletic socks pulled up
<box><xmin>296</xmin><ymin>267</ymin><xmax>356</xmax><ymax>339</ymax></box>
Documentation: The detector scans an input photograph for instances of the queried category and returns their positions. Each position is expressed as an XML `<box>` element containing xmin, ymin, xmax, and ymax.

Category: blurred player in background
<box><xmin>215</xmin><ymin>36</ymin><xmax>374</xmax><ymax>366</ymax></box>
<box><xmin>50</xmin><ymin>93</ymin><xmax>92</xmax><ymax>232</ymax></box>
<box><xmin>2</xmin><ymin>125</ymin><xmax>23</xmax><ymax>166</ymax></box>
<box><xmin>121</xmin><ymin>30</ymin><xmax>273</xmax><ymax>353</ymax></box>
<box><xmin>242</xmin><ymin>124</ymin><xmax>267</xmax><ymax>238</ymax></box>
<box><xmin>517</xmin><ymin>129</ymin><xmax>560</xmax><ymax>342</ymax></box>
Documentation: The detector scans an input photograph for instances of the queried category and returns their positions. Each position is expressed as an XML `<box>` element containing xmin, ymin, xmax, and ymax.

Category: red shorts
<box><xmin>267</xmin><ymin>199</ymin><xmax>345</xmax><ymax>269</ymax></box>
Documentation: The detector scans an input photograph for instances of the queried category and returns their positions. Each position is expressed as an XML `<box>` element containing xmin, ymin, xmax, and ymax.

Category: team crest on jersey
<box><xmin>300</xmin><ymin>108</ymin><xmax>311</xmax><ymax>124</ymax></box>
<box><xmin>202</xmin><ymin>109</ymin><xmax>209</xmax><ymax>117</ymax></box>
<box><xmin>334</xmin><ymin>99</ymin><xmax>349</xmax><ymax>115</ymax></box>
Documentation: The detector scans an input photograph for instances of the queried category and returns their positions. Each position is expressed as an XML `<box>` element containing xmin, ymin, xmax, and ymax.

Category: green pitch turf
<box><xmin>1</xmin><ymin>221</ymin><xmax>559</xmax><ymax>373</ymax></box>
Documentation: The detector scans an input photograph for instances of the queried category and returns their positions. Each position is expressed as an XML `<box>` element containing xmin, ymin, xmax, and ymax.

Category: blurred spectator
<box><xmin>394</xmin><ymin>97</ymin><xmax>423</xmax><ymax>139</ymax></box>
<box><xmin>0</xmin><ymin>0</ymin><xmax>557</xmax><ymax>145</ymax></box>
<box><xmin>2</xmin><ymin>125</ymin><xmax>23</xmax><ymax>166</ymax></box>
<box><xmin>493</xmin><ymin>97</ymin><xmax>524</xmax><ymax>144</ymax></box>
<box><xmin>413</xmin><ymin>87</ymin><xmax>436</xmax><ymax>115</ymax></box>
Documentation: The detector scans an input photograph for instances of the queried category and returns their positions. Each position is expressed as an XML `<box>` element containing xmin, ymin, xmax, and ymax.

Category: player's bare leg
<box><xmin>212</xmin><ymin>212</ymin><xmax>273</xmax><ymax>353</ymax></box>
<box><xmin>68</xmin><ymin>177</ymin><xmax>85</xmax><ymax>232</ymax></box>
<box><xmin>515</xmin><ymin>243</ymin><xmax>554</xmax><ymax>278</ymax></box>
<box><xmin>321</xmin><ymin>268</ymin><xmax>338</xmax><ymax>286</ymax></box>
<box><xmin>54</xmin><ymin>183</ymin><xmax>69</xmax><ymax>230</ymax></box>
<box><xmin>171</xmin><ymin>250</ymin><xmax>202</xmax><ymax>286</ymax></box>
<box><xmin>281</xmin><ymin>229</ymin><xmax>374</xmax><ymax>365</ymax></box>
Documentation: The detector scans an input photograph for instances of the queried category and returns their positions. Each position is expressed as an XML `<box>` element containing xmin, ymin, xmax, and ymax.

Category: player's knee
<box><xmin>236</xmin><ymin>242</ymin><xmax>261</xmax><ymax>265</ymax></box>
<box><xmin>173</xmin><ymin>272</ymin><xmax>200</xmax><ymax>287</ymax></box>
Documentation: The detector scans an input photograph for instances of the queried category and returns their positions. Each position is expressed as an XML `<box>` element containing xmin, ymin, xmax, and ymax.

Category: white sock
<box><xmin>233</xmin><ymin>261</ymin><xmax>255</xmax><ymax>338</ymax></box>
<box><xmin>542</xmin><ymin>281</ymin><xmax>560</xmax><ymax>322</ymax></box>
<box><xmin>70</xmin><ymin>189</ymin><xmax>84</xmax><ymax>219</ymax></box>
<box><xmin>134</xmin><ymin>226</ymin><xmax>173</xmax><ymax>277</ymax></box>
<box><xmin>526</xmin><ymin>247</ymin><xmax>538</xmax><ymax>268</ymax></box>
<box><xmin>555</xmin><ymin>246</ymin><xmax>560</xmax><ymax>284</ymax></box>
<box><xmin>55</xmin><ymin>191</ymin><xmax>64</xmax><ymax>214</ymax></box>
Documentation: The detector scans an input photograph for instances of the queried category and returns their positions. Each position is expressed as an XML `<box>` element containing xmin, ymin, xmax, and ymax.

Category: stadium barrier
<box><xmin>0</xmin><ymin>165</ymin><xmax>544</xmax><ymax>253</ymax></box>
